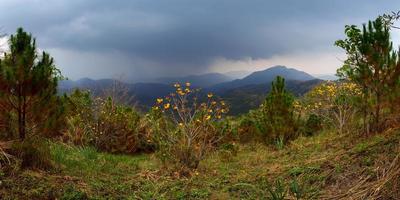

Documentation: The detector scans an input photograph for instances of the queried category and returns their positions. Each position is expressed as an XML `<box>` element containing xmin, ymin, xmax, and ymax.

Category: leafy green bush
<box><xmin>303</xmin><ymin>114</ymin><xmax>323</xmax><ymax>136</ymax></box>
<box><xmin>93</xmin><ymin>97</ymin><xmax>142</xmax><ymax>153</ymax></box>
<box><xmin>236</xmin><ymin>114</ymin><xmax>261</xmax><ymax>143</ymax></box>
<box><xmin>62</xmin><ymin>89</ymin><xmax>95</xmax><ymax>146</ymax></box>
<box><xmin>10</xmin><ymin>138</ymin><xmax>53</xmax><ymax>170</ymax></box>
<box><xmin>63</xmin><ymin>89</ymin><xmax>155</xmax><ymax>154</ymax></box>
<box><xmin>303</xmin><ymin>82</ymin><xmax>360</xmax><ymax>134</ymax></box>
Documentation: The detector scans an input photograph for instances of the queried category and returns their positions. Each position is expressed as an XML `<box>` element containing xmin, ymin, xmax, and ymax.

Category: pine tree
<box><xmin>257</xmin><ymin>76</ymin><xmax>297</xmax><ymax>143</ymax></box>
<box><xmin>0</xmin><ymin>28</ymin><xmax>61</xmax><ymax>140</ymax></box>
<box><xmin>336</xmin><ymin>17</ymin><xmax>400</xmax><ymax>132</ymax></box>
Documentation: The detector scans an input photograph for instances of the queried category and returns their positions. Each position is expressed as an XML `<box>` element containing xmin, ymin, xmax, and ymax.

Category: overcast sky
<box><xmin>0</xmin><ymin>0</ymin><xmax>399</xmax><ymax>82</ymax></box>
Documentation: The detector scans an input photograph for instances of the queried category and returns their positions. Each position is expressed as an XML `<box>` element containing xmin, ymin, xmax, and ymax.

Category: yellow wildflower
<box><xmin>207</xmin><ymin>93</ymin><xmax>213</xmax><ymax>98</ymax></box>
<box><xmin>156</xmin><ymin>98</ymin><xmax>163</xmax><ymax>104</ymax></box>
<box><xmin>164</xmin><ymin>103</ymin><xmax>170</xmax><ymax>109</ymax></box>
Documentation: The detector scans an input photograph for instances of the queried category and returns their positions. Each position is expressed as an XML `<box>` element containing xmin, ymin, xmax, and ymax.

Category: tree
<box><xmin>153</xmin><ymin>82</ymin><xmax>228</xmax><ymax>171</ymax></box>
<box><xmin>256</xmin><ymin>76</ymin><xmax>297</xmax><ymax>143</ymax></box>
<box><xmin>382</xmin><ymin>11</ymin><xmax>400</xmax><ymax>29</ymax></box>
<box><xmin>304</xmin><ymin>82</ymin><xmax>361</xmax><ymax>134</ymax></box>
<box><xmin>335</xmin><ymin>17</ymin><xmax>400</xmax><ymax>132</ymax></box>
<box><xmin>0</xmin><ymin>28</ymin><xmax>61</xmax><ymax>140</ymax></box>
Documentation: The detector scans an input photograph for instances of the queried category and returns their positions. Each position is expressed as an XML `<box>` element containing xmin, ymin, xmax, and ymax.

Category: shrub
<box><xmin>153</xmin><ymin>82</ymin><xmax>229</xmax><ymax>173</ymax></box>
<box><xmin>304</xmin><ymin>81</ymin><xmax>360</xmax><ymax>134</ymax></box>
<box><xmin>10</xmin><ymin>137</ymin><xmax>53</xmax><ymax>170</ymax></box>
<box><xmin>93</xmin><ymin>97</ymin><xmax>142</xmax><ymax>154</ymax></box>
<box><xmin>63</xmin><ymin>90</ymin><xmax>155</xmax><ymax>154</ymax></box>
<box><xmin>303</xmin><ymin>114</ymin><xmax>323</xmax><ymax>136</ymax></box>
<box><xmin>62</xmin><ymin>90</ymin><xmax>95</xmax><ymax>146</ymax></box>
<box><xmin>219</xmin><ymin>143</ymin><xmax>239</xmax><ymax>162</ymax></box>
<box><xmin>236</xmin><ymin>114</ymin><xmax>261</xmax><ymax>143</ymax></box>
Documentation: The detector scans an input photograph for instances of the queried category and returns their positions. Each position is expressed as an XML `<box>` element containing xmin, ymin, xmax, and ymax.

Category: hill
<box><xmin>221</xmin><ymin>79</ymin><xmax>324</xmax><ymax>115</ymax></box>
<box><xmin>313</xmin><ymin>74</ymin><xmax>339</xmax><ymax>80</ymax></box>
<box><xmin>59</xmin><ymin>66</ymin><xmax>321</xmax><ymax>114</ymax></box>
<box><xmin>154</xmin><ymin>73</ymin><xmax>233</xmax><ymax>88</ymax></box>
<box><xmin>210</xmin><ymin>65</ymin><xmax>315</xmax><ymax>92</ymax></box>
<box><xmin>223</xmin><ymin>70</ymin><xmax>252</xmax><ymax>79</ymax></box>
<box><xmin>59</xmin><ymin>78</ymin><xmax>174</xmax><ymax>110</ymax></box>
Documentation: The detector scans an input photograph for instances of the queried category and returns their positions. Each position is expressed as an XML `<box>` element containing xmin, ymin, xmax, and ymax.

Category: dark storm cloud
<box><xmin>0</xmin><ymin>0</ymin><xmax>399</xmax><ymax>80</ymax></box>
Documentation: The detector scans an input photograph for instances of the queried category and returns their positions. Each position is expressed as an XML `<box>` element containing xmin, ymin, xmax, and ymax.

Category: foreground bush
<box><xmin>10</xmin><ymin>137</ymin><xmax>53</xmax><ymax>170</ymax></box>
<box><xmin>152</xmin><ymin>82</ymin><xmax>229</xmax><ymax>173</ymax></box>
<box><xmin>62</xmin><ymin>90</ymin><xmax>96</xmax><ymax>146</ymax></box>
<box><xmin>63</xmin><ymin>89</ymin><xmax>155</xmax><ymax>154</ymax></box>
<box><xmin>93</xmin><ymin>97</ymin><xmax>144</xmax><ymax>153</ymax></box>
<box><xmin>303</xmin><ymin>81</ymin><xmax>361</xmax><ymax>134</ymax></box>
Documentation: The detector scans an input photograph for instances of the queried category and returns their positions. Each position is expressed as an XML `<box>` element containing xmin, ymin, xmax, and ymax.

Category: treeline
<box><xmin>1</xmin><ymin>14</ymin><xmax>400</xmax><ymax>175</ymax></box>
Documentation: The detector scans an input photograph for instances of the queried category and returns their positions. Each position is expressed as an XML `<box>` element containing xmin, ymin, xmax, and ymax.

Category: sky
<box><xmin>0</xmin><ymin>0</ymin><xmax>399</xmax><ymax>82</ymax></box>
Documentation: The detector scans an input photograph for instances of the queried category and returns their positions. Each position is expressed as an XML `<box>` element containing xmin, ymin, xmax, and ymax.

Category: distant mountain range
<box><xmin>220</xmin><ymin>79</ymin><xmax>323</xmax><ymax>114</ymax></box>
<box><xmin>313</xmin><ymin>74</ymin><xmax>339</xmax><ymax>81</ymax></box>
<box><xmin>223</xmin><ymin>70</ymin><xmax>252</xmax><ymax>79</ymax></box>
<box><xmin>154</xmin><ymin>73</ymin><xmax>233</xmax><ymax>88</ymax></box>
<box><xmin>211</xmin><ymin>65</ymin><xmax>315</xmax><ymax>92</ymax></box>
<box><xmin>59</xmin><ymin>65</ymin><xmax>324</xmax><ymax>115</ymax></box>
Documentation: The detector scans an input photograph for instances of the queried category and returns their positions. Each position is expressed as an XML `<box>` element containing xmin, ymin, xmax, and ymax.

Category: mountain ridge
<box><xmin>154</xmin><ymin>72</ymin><xmax>233</xmax><ymax>88</ymax></box>
<box><xmin>59</xmin><ymin>65</ymin><xmax>322</xmax><ymax>114</ymax></box>
<box><xmin>210</xmin><ymin>65</ymin><xmax>315</xmax><ymax>92</ymax></box>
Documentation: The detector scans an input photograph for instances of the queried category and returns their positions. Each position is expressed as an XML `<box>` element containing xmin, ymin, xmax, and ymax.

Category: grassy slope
<box><xmin>1</xmin><ymin>129</ymin><xmax>399</xmax><ymax>199</ymax></box>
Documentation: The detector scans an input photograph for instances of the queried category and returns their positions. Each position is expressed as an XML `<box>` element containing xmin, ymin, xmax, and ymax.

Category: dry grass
<box><xmin>0</xmin><ymin>140</ymin><xmax>14</xmax><ymax>168</ymax></box>
<box><xmin>320</xmin><ymin>129</ymin><xmax>400</xmax><ymax>199</ymax></box>
<box><xmin>1</xmin><ymin>128</ymin><xmax>399</xmax><ymax>199</ymax></box>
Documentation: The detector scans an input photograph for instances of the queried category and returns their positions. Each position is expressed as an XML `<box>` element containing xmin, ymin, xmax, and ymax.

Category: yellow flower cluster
<box><xmin>153</xmin><ymin>82</ymin><xmax>229</xmax><ymax>125</ymax></box>
<box><xmin>305</xmin><ymin>81</ymin><xmax>362</xmax><ymax>111</ymax></box>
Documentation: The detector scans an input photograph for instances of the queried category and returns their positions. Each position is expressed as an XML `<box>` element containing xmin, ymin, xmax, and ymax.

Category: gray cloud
<box><xmin>0</xmin><ymin>0</ymin><xmax>399</xmax><ymax>81</ymax></box>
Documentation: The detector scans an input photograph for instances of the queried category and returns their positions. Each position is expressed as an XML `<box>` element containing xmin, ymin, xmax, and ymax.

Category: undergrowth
<box><xmin>1</xmin><ymin>128</ymin><xmax>399</xmax><ymax>199</ymax></box>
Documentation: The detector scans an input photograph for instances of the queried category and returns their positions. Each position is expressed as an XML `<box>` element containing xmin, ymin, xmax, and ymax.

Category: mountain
<box><xmin>221</xmin><ymin>79</ymin><xmax>324</xmax><ymax>115</ymax></box>
<box><xmin>59</xmin><ymin>66</ymin><xmax>322</xmax><ymax>115</ymax></box>
<box><xmin>59</xmin><ymin>78</ymin><xmax>173</xmax><ymax>111</ymax></box>
<box><xmin>59</xmin><ymin>78</ymin><xmax>116</xmax><ymax>94</ymax></box>
<box><xmin>154</xmin><ymin>73</ymin><xmax>233</xmax><ymax>88</ymax></box>
<box><xmin>313</xmin><ymin>74</ymin><xmax>339</xmax><ymax>81</ymax></box>
<box><xmin>131</xmin><ymin>83</ymin><xmax>174</xmax><ymax>107</ymax></box>
<box><xmin>224</xmin><ymin>70</ymin><xmax>252</xmax><ymax>79</ymax></box>
<box><xmin>210</xmin><ymin>65</ymin><xmax>315</xmax><ymax>92</ymax></box>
